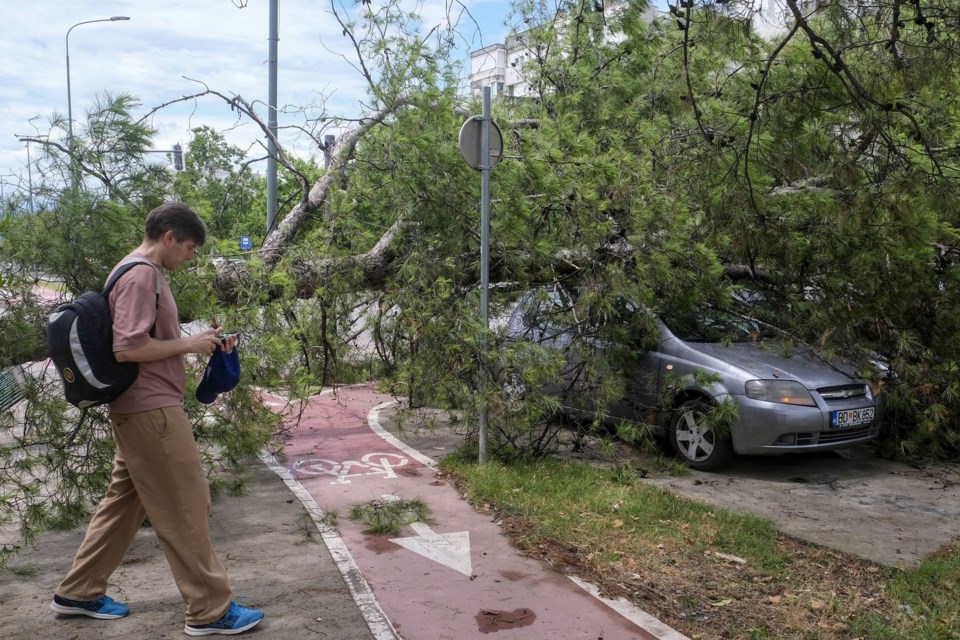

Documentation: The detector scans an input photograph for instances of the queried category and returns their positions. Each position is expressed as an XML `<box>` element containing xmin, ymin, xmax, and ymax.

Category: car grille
<box><xmin>816</xmin><ymin>384</ymin><xmax>868</xmax><ymax>401</ymax></box>
<box><xmin>775</xmin><ymin>424</ymin><xmax>879</xmax><ymax>447</ymax></box>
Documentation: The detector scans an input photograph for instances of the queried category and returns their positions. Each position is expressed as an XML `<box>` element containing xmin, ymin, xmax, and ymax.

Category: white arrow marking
<box><xmin>390</xmin><ymin>523</ymin><xmax>473</xmax><ymax>577</ymax></box>
<box><xmin>382</xmin><ymin>494</ymin><xmax>472</xmax><ymax>577</ymax></box>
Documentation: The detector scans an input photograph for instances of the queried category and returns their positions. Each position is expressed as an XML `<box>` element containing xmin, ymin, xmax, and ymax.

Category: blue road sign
<box><xmin>240</xmin><ymin>235</ymin><xmax>252</xmax><ymax>251</ymax></box>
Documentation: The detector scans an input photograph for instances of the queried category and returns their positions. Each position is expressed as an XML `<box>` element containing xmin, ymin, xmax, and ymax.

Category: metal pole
<box><xmin>323</xmin><ymin>134</ymin><xmax>336</xmax><ymax>168</ymax></box>
<box><xmin>26</xmin><ymin>143</ymin><xmax>34</xmax><ymax>214</ymax></box>
<box><xmin>15</xmin><ymin>133</ymin><xmax>46</xmax><ymax>213</ymax></box>
<box><xmin>266</xmin><ymin>0</ymin><xmax>279</xmax><ymax>234</ymax></box>
<box><xmin>64</xmin><ymin>16</ymin><xmax>130</xmax><ymax>189</ymax></box>
<box><xmin>478</xmin><ymin>86</ymin><xmax>492</xmax><ymax>464</ymax></box>
<box><xmin>66</xmin><ymin>39</ymin><xmax>74</xmax><ymax>145</ymax></box>
<box><xmin>65</xmin><ymin>16</ymin><xmax>130</xmax><ymax>185</ymax></box>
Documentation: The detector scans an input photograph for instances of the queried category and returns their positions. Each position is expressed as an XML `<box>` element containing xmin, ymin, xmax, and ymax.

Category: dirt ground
<box><xmin>636</xmin><ymin>444</ymin><xmax>960</xmax><ymax>569</ymax></box>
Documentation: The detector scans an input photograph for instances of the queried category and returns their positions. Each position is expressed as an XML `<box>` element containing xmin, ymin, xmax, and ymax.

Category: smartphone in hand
<box><xmin>217</xmin><ymin>333</ymin><xmax>238</xmax><ymax>349</ymax></box>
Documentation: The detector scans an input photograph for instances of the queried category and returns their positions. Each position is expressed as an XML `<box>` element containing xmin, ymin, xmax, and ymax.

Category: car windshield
<box><xmin>660</xmin><ymin>305</ymin><xmax>780</xmax><ymax>343</ymax></box>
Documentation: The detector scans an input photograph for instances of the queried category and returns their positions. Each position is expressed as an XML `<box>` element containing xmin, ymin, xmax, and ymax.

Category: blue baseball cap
<box><xmin>196</xmin><ymin>347</ymin><xmax>241</xmax><ymax>404</ymax></box>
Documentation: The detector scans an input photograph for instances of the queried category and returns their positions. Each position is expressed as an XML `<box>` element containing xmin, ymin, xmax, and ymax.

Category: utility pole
<box><xmin>25</xmin><ymin>140</ymin><xmax>36</xmax><ymax>214</ymax></box>
<box><xmin>15</xmin><ymin>134</ymin><xmax>48</xmax><ymax>214</ymax></box>
<box><xmin>266</xmin><ymin>0</ymin><xmax>279</xmax><ymax>234</ymax></box>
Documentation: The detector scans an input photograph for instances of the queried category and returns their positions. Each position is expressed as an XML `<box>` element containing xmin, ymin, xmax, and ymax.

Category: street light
<box><xmin>65</xmin><ymin>16</ymin><xmax>131</xmax><ymax>145</ymax></box>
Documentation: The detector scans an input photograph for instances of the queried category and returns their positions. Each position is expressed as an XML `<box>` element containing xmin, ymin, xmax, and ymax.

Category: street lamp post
<box><xmin>65</xmin><ymin>16</ymin><xmax>131</xmax><ymax>145</ymax></box>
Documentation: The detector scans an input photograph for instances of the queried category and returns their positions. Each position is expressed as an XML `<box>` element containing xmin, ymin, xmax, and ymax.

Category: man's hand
<box><xmin>116</xmin><ymin>327</ymin><xmax>227</xmax><ymax>363</ymax></box>
<box><xmin>218</xmin><ymin>333</ymin><xmax>239</xmax><ymax>353</ymax></box>
<box><xmin>187</xmin><ymin>328</ymin><xmax>225</xmax><ymax>355</ymax></box>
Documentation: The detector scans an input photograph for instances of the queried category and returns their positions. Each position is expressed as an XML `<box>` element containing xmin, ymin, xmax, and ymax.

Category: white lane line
<box><xmin>259</xmin><ymin>387</ymin><xmax>399</xmax><ymax>640</ymax></box>
<box><xmin>259</xmin><ymin>451</ymin><xmax>399</xmax><ymax>640</ymax></box>
<box><xmin>568</xmin><ymin>576</ymin><xmax>691</xmax><ymax>640</ymax></box>
<box><xmin>366</xmin><ymin>400</ymin><xmax>437</xmax><ymax>468</ymax></box>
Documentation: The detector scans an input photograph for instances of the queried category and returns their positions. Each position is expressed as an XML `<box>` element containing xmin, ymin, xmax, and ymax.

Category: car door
<box><xmin>503</xmin><ymin>288</ymin><xmax>577</xmax><ymax>399</ymax></box>
<box><xmin>524</xmin><ymin>287</ymin><xmax>629</xmax><ymax>417</ymax></box>
<box><xmin>608</xmin><ymin>321</ymin><xmax>667</xmax><ymax>424</ymax></box>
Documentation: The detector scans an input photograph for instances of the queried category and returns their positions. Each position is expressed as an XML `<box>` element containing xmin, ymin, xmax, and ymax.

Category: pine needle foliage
<box><xmin>4</xmin><ymin>0</ymin><xmax>960</xmax><ymax>569</ymax></box>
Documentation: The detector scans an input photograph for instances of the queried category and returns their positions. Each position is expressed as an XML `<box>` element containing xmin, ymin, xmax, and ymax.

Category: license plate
<box><xmin>831</xmin><ymin>407</ymin><xmax>875</xmax><ymax>428</ymax></box>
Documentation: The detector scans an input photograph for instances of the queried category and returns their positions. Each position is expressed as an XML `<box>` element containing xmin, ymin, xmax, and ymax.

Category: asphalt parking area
<box><xmin>638</xmin><ymin>445</ymin><xmax>960</xmax><ymax>568</ymax></box>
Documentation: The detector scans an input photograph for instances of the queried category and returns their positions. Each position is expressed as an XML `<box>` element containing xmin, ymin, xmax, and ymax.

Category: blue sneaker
<box><xmin>50</xmin><ymin>593</ymin><xmax>130</xmax><ymax>619</ymax></box>
<box><xmin>184</xmin><ymin>601</ymin><xmax>264</xmax><ymax>636</ymax></box>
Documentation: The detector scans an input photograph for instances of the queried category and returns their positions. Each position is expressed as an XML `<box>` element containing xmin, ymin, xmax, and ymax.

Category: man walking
<box><xmin>50</xmin><ymin>202</ymin><xmax>264</xmax><ymax>636</ymax></box>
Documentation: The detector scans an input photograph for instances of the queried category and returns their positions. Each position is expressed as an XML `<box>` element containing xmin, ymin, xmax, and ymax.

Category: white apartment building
<box><xmin>470</xmin><ymin>1</ymin><xmax>649</xmax><ymax>99</ymax></box>
<box><xmin>469</xmin><ymin>0</ymin><xmax>805</xmax><ymax>99</ymax></box>
<box><xmin>469</xmin><ymin>32</ymin><xmax>540</xmax><ymax>99</ymax></box>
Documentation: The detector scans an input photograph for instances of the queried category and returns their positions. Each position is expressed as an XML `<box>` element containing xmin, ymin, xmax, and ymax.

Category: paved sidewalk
<box><xmin>0</xmin><ymin>459</ymin><xmax>376</xmax><ymax>639</ymax></box>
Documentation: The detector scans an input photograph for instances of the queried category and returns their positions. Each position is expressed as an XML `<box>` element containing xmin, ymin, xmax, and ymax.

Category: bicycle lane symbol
<box><xmin>292</xmin><ymin>452</ymin><xmax>410</xmax><ymax>485</ymax></box>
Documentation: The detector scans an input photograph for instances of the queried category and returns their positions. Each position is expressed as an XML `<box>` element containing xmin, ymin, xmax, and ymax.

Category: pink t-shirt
<box><xmin>107</xmin><ymin>254</ymin><xmax>186</xmax><ymax>413</ymax></box>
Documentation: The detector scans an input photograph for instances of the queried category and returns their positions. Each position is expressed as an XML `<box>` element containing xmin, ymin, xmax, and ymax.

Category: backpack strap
<box><xmin>103</xmin><ymin>257</ymin><xmax>162</xmax><ymax>336</ymax></box>
<box><xmin>102</xmin><ymin>257</ymin><xmax>161</xmax><ymax>299</ymax></box>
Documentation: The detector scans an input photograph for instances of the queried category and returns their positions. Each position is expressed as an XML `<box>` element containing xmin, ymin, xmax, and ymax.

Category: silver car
<box><xmin>503</xmin><ymin>289</ymin><xmax>882</xmax><ymax>470</ymax></box>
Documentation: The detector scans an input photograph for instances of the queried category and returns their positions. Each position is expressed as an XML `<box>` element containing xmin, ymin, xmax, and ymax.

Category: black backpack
<box><xmin>47</xmin><ymin>258</ymin><xmax>160</xmax><ymax>409</ymax></box>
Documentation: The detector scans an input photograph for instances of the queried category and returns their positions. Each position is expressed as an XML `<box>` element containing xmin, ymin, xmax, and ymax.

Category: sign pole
<box><xmin>478</xmin><ymin>87</ymin><xmax>491</xmax><ymax>464</ymax></box>
<box><xmin>457</xmin><ymin>90</ymin><xmax>502</xmax><ymax>465</ymax></box>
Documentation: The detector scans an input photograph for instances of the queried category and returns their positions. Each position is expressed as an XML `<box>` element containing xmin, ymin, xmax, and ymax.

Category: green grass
<box><xmin>442</xmin><ymin>453</ymin><xmax>960</xmax><ymax>640</ymax></box>
<box><xmin>852</xmin><ymin>544</ymin><xmax>960</xmax><ymax>639</ymax></box>
<box><xmin>445</xmin><ymin>454</ymin><xmax>783</xmax><ymax>572</ymax></box>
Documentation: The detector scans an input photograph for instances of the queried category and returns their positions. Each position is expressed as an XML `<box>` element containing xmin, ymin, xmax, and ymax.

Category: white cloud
<box><xmin>0</xmin><ymin>0</ymin><xmax>513</xmax><ymax>196</ymax></box>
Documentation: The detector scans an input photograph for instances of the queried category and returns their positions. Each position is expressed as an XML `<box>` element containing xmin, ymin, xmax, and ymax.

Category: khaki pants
<box><xmin>56</xmin><ymin>406</ymin><xmax>232</xmax><ymax>625</ymax></box>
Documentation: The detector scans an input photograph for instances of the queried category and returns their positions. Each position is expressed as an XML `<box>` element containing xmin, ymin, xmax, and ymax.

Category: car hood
<box><xmin>690</xmin><ymin>341</ymin><xmax>858</xmax><ymax>388</ymax></box>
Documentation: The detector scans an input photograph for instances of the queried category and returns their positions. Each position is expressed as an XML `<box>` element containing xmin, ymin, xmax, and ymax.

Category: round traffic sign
<box><xmin>458</xmin><ymin>115</ymin><xmax>503</xmax><ymax>170</ymax></box>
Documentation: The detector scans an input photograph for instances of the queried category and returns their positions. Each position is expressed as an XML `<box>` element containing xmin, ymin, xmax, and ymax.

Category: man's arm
<box><xmin>116</xmin><ymin>328</ymin><xmax>225</xmax><ymax>363</ymax></box>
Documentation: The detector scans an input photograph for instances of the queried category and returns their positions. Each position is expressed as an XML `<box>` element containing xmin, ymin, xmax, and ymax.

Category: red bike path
<box><xmin>261</xmin><ymin>385</ymin><xmax>688</xmax><ymax>640</ymax></box>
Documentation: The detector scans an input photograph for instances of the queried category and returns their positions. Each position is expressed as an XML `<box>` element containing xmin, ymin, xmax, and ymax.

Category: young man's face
<box><xmin>162</xmin><ymin>232</ymin><xmax>199</xmax><ymax>270</ymax></box>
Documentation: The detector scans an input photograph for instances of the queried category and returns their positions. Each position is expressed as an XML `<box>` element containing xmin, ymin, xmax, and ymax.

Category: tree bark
<box><xmin>260</xmin><ymin>101</ymin><xmax>404</xmax><ymax>267</ymax></box>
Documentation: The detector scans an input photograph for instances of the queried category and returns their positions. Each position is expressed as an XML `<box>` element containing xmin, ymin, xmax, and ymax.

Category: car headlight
<box><xmin>744</xmin><ymin>380</ymin><xmax>816</xmax><ymax>406</ymax></box>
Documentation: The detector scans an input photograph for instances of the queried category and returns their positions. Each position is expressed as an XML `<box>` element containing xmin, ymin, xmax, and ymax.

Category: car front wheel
<box><xmin>670</xmin><ymin>399</ymin><xmax>734</xmax><ymax>471</ymax></box>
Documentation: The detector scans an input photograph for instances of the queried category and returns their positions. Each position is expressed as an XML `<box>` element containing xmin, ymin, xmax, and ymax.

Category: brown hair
<box><xmin>144</xmin><ymin>201</ymin><xmax>207</xmax><ymax>245</ymax></box>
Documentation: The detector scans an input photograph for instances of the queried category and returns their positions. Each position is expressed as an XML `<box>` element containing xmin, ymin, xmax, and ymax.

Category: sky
<box><xmin>0</xmin><ymin>0</ymin><xmax>513</xmax><ymax>200</ymax></box>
